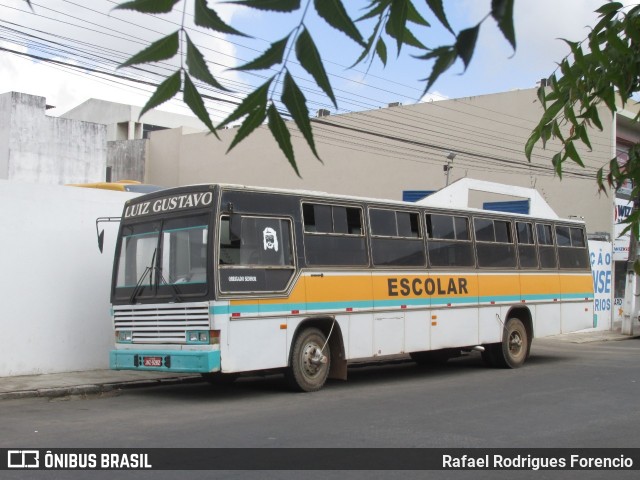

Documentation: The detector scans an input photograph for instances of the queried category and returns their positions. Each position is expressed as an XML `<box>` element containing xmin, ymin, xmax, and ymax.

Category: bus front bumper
<box><xmin>109</xmin><ymin>349</ymin><xmax>220</xmax><ymax>373</ymax></box>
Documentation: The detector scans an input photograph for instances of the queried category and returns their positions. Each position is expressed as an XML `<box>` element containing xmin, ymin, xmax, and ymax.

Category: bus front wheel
<box><xmin>286</xmin><ymin>327</ymin><xmax>331</xmax><ymax>392</ymax></box>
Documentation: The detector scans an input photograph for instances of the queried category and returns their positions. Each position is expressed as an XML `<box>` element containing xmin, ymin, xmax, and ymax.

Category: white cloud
<box><xmin>0</xmin><ymin>0</ymin><xmax>244</xmax><ymax>120</ymax></box>
<box><xmin>419</xmin><ymin>91</ymin><xmax>450</xmax><ymax>103</ymax></box>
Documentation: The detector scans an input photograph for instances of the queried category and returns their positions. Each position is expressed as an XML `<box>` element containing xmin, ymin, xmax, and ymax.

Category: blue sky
<box><xmin>0</xmin><ymin>0</ymin><xmax>626</xmax><ymax>120</ymax></box>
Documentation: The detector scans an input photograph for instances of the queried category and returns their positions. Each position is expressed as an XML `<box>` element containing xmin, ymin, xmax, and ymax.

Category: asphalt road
<box><xmin>2</xmin><ymin>337</ymin><xmax>640</xmax><ymax>479</ymax></box>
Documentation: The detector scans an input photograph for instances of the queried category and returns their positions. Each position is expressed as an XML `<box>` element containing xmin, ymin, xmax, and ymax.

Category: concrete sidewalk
<box><xmin>1</xmin><ymin>330</ymin><xmax>637</xmax><ymax>401</ymax></box>
<box><xmin>0</xmin><ymin>370</ymin><xmax>202</xmax><ymax>401</ymax></box>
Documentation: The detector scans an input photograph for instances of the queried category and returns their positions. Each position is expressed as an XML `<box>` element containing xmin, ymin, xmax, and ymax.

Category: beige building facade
<box><xmin>145</xmin><ymin>88</ymin><xmax>637</xmax><ymax>237</ymax></box>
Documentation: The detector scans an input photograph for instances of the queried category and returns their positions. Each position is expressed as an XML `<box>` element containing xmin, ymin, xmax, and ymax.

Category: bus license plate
<box><xmin>143</xmin><ymin>356</ymin><xmax>163</xmax><ymax>367</ymax></box>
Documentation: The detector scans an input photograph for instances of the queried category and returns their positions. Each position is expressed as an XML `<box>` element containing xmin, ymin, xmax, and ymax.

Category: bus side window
<box><xmin>426</xmin><ymin>214</ymin><xmax>474</xmax><ymax>267</ymax></box>
<box><xmin>516</xmin><ymin>221</ymin><xmax>538</xmax><ymax>269</ymax></box>
<box><xmin>370</xmin><ymin>208</ymin><xmax>425</xmax><ymax>267</ymax></box>
<box><xmin>536</xmin><ymin>223</ymin><xmax>557</xmax><ymax>269</ymax></box>
<box><xmin>474</xmin><ymin>217</ymin><xmax>517</xmax><ymax>268</ymax></box>
<box><xmin>303</xmin><ymin>202</ymin><xmax>368</xmax><ymax>266</ymax></box>
<box><xmin>219</xmin><ymin>216</ymin><xmax>240</xmax><ymax>265</ymax></box>
<box><xmin>556</xmin><ymin>225</ymin><xmax>590</xmax><ymax>269</ymax></box>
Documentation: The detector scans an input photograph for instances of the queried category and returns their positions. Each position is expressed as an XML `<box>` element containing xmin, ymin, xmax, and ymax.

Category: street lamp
<box><xmin>444</xmin><ymin>152</ymin><xmax>456</xmax><ymax>186</ymax></box>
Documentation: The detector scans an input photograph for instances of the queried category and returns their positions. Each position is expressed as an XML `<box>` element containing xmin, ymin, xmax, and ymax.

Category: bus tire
<box><xmin>499</xmin><ymin>318</ymin><xmax>529</xmax><ymax>368</ymax></box>
<box><xmin>286</xmin><ymin>327</ymin><xmax>331</xmax><ymax>392</ymax></box>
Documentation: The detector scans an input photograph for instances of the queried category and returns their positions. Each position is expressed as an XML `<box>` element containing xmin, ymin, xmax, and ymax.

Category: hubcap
<box><xmin>301</xmin><ymin>342</ymin><xmax>323</xmax><ymax>378</ymax></box>
<box><xmin>509</xmin><ymin>331</ymin><xmax>523</xmax><ymax>357</ymax></box>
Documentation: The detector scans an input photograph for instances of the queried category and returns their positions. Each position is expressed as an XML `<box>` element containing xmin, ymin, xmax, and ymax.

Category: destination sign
<box><xmin>124</xmin><ymin>191</ymin><xmax>214</xmax><ymax>219</ymax></box>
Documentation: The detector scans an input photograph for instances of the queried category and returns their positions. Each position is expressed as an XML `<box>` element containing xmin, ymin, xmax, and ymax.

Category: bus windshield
<box><xmin>114</xmin><ymin>214</ymin><xmax>210</xmax><ymax>301</ymax></box>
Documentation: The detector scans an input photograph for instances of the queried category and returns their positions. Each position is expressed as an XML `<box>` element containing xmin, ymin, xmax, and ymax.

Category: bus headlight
<box><xmin>186</xmin><ymin>330</ymin><xmax>209</xmax><ymax>344</ymax></box>
<box><xmin>116</xmin><ymin>330</ymin><xmax>133</xmax><ymax>343</ymax></box>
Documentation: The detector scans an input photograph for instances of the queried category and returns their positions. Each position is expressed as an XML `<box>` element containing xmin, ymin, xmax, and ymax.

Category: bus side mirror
<box><xmin>98</xmin><ymin>230</ymin><xmax>105</xmax><ymax>253</ymax></box>
<box><xmin>95</xmin><ymin>217</ymin><xmax>121</xmax><ymax>254</ymax></box>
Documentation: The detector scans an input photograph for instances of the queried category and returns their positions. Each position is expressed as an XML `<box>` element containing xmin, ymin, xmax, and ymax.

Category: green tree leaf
<box><xmin>355</xmin><ymin>0</ymin><xmax>390</xmax><ymax>22</ymax></box>
<box><xmin>185</xmin><ymin>34</ymin><xmax>227</xmax><ymax>90</ymax></box>
<box><xmin>376</xmin><ymin>37</ymin><xmax>388</xmax><ymax>66</ymax></box>
<box><xmin>525</xmin><ymin>128</ymin><xmax>540</xmax><ymax>161</ymax></box>
<box><xmin>419</xmin><ymin>46</ymin><xmax>456</xmax><ymax>95</ymax></box>
<box><xmin>595</xmin><ymin>2</ymin><xmax>623</xmax><ymax>15</ymax></box>
<box><xmin>539</xmin><ymin>99</ymin><xmax>564</xmax><ymax>126</ymax></box>
<box><xmin>114</xmin><ymin>0</ymin><xmax>180</xmax><ymax>14</ymax></box>
<box><xmin>194</xmin><ymin>0</ymin><xmax>248</xmax><ymax>36</ymax></box>
<box><xmin>388</xmin><ymin>0</ymin><xmax>408</xmax><ymax>53</ymax></box>
<box><xmin>455</xmin><ymin>25</ymin><xmax>480</xmax><ymax>69</ymax></box>
<box><xmin>576</xmin><ymin>124</ymin><xmax>592</xmax><ymax>150</ymax></box>
<box><xmin>233</xmin><ymin>35</ymin><xmax>290</xmax><ymax>71</ymax></box>
<box><xmin>295</xmin><ymin>28</ymin><xmax>337</xmax><ymax>107</ymax></box>
<box><xmin>225</xmin><ymin>0</ymin><xmax>301</xmax><ymax>12</ymax></box>
<box><xmin>119</xmin><ymin>31</ymin><xmax>179</xmax><ymax>68</ymax></box>
<box><xmin>491</xmin><ymin>0</ymin><xmax>516</xmax><ymax>50</ymax></box>
<box><xmin>406</xmin><ymin>1</ymin><xmax>430</xmax><ymax>27</ymax></box>
<box><xmin>426</xmin><ymin>0</ymin><xmax>453</xmax><ymax>33</ymax></box>
<box><xmin>351</xmin><ymin>15</ymin><xmax>384</xmax><ymax>67</ymax></box>
<box><xmin>551</xmin><ymin>152</ymin><xmax>564</xmax><ymax>178</ymax></box>
<box><xmin>138</xmin><ymin>70</ymin><xmax>181</xmax><ymax>118</ymax></box>
<box><xmin>281</xmin><ymin>70</ymin><xmax>319</xmax><ymax>159</ymax></box>
<box><xmin>564</xmin><ymin>140</ymin><xmax>584</xmax><ymax>167</ymax></box>
<box><xmin>219</xmin><ymin>79</ymin><xmax>272</xmax><ymax>129</ymax></box>
<box><xmin>267</xmin><ymin>104</ymin><xmax>300</xmax><ymax>177</ymax></box>
<box><xmin>227</xmin><ymin>105</ymin><xmax>267</xmax><ymax>152</ymax></box>
<box><xmin>183</xmin><ymin>72</ymin><xmax>219</xmax><ymax>137</ymax></box>
<box><xmin>314</xmin><ymin>0</ymin><xmax>365</xmax><ymax>46</ymax></box>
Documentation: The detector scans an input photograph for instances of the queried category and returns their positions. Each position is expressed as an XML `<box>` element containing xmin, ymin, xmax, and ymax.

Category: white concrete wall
<box><xmin>0</xmin><ymin>180</ymin><xmax>135</xmax><ymax>376</ymax></box>
<box><xmin>61</xmin><ymin>98</ymin><xmax>206</xmax><ymax>140</ymax></box>
<box><xmin>0</xmin><ymin>92</ymin><xmax>107</xmax><ymax>185</ymax></box>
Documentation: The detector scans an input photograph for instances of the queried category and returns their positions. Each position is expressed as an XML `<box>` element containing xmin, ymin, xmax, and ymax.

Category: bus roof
<box><xmin>127</xmin><ymin>180</ymin><xmax>581</xmax><ymax>224</ymax></box>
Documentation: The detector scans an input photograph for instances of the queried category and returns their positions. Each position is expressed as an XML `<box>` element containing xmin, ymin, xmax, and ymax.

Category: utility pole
<box><xmin>621</xmin><ymin>194</ymin><xmax>640</xmax><ymax>335</ymax></box>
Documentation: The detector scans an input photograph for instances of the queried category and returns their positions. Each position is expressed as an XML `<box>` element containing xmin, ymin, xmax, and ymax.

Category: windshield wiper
<box><xmin>154</xmin><ymin>264</ymin><xmax>183</xmax><ymax>303</ymax></box>
<box><xmin>129</xmin><ymin>249</ymin><xmax>156</xmax><ymax>303</ymax></box>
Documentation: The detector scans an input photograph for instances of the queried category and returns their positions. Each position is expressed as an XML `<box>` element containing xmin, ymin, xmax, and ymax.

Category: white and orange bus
<box><xmin>109</xmin><ymin>184</ymin><xmax>594</xmax><ymax>391</ymax></box>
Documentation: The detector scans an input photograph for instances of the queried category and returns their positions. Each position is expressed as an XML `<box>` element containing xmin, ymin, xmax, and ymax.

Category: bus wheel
<box><xmin>286</xmin><ymin>327</ymin><xmax>331</xmax><ymax>392</ymax></box>
<box><xmin>500</xmin><ymin>318</ymin><xmax>529</xmax><ymax>368</ymax></box>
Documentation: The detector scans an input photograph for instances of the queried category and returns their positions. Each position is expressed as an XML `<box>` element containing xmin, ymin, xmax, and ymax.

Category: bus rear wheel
<box><xmin>286</xmin><ymin>327</ymin><xmax>331</xmax><ymax>392</ymax></box>
<box><xmin>483</xmin><ymin>318</ymin><xmax>529</xmax><ymax>369</ymax></box>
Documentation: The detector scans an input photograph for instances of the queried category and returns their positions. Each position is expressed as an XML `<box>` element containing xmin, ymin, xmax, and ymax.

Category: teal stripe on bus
<box><xmin>210</xmin><ymin>293</ymin><xmax>594</xmax><ymax>317</ymax></box>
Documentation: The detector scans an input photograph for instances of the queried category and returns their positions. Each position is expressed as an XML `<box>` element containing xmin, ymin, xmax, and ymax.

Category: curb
<box><xmin>0</xmin><ymin>375</ymin><xmax>203</xmax><ymax>401</ymax></box>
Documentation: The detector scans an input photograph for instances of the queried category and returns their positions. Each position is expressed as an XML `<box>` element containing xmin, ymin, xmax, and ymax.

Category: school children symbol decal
<box><xmin>263</xmin><ymin>227</ymin><xmax>278</xmax><ymax>252</ymax></box>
